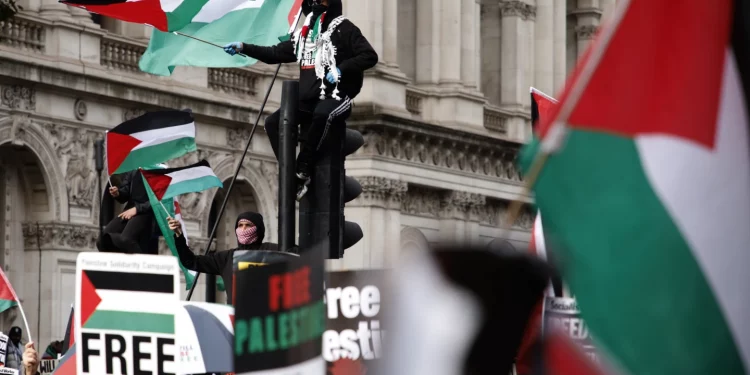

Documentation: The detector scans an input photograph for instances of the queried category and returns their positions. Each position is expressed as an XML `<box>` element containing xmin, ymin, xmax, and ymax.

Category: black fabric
<box><xmin>264</xmin><ymin>97</ymin><xmax>352</xmax><ymax>174</ymax></box>
<box><xmin>110</xmin><ymin>110</ymin><xmax>193</xmax><ymax>136</ymax></box>
<box><xmin>240</xmin><ymin>0</ymin><xmax>377</xmax><ymax>102</ymax></box>
<box><xmin>173</xmin><ymin>212</ymin><xmax>279</xmax><ymax>302</ymax></box>
<box><xmin>98</xmin><ymin>213</ymin><xmax>152</xmax><ymax>254</ymax></box>
<box><xmin>530</xmin><ymin>92</ymin><xmax>540</xmax><ymax>130</ymax></box>
<box><xmin>114</xmin><ymin>169</ymin><xmax>153</xmax><ymax>215</ymax></box>
<box><xmin>733</xmin><ymin>0</ymin><xmax>750</xmax><ymax>113</ymax></box>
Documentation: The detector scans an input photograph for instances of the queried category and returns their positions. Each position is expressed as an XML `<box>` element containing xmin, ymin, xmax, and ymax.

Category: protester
<box><xmin>223</xmin><ymin>0</ymin><xmax>377</xmax><ymax>200</ymax></box>
<box><xmin>41</xmin><ymin>340</ymin><xmax>61</xmax><ymax>360</ymax></box>
<box><xmin>168</xmin><ymin>212</ymin><xmax>278</xmax><ymax>301</ymax></box>
<box><xmin>97</xmin><ymin>169</ymin><xmax>155</xmax><ymax>254</ymax></box>
<box><xmin>6</xmin><ymin>326</ymin><xmax>23</xmax><ymax>371</ymax></box>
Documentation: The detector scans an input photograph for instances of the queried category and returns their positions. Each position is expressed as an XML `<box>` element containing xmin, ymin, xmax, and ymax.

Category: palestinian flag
<box><xmin>107</xmin><ymin>110</ymin><xmax>196</xmax><ymax>175</ymax></box>
<box><xmin>139</xmin><ymin>0</ymin><xmax>302</xmax><ymax>76</ymax></box>
<box><xmin>51</xmin><ymin>343</ymin><xmax>76</xmax><ymax>375</ymax></box>
<box><xmin>520</xmin><ymin>0</ymin><xmax>750</xmax><ymax>373</ymax></box>
<box><xmin>61</xmin><ymin>0</ymin><xmax>214</xmax><ymax>32</ymax></box>
<box><xmin>141</xmin><ymin>160</ymin><xmax>222</xmax><ymax>202</ymax></box>
<box><xmin>0</xmin><ymin>267</ymin><xmax>19</xmax><ymax>313</ymax></box>
<box><xmin>79</xmin><ymin>269</ymin><xmax>177</xmax><ymax>334</ymax></box>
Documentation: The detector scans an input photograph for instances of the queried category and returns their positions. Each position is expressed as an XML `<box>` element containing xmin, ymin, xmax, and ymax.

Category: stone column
<box><xmin>332</xmin><ymin>177</ymin><xmax>407</xmax><ymax>270</ymax></box>
<box><xmin>438</xmin><ymin>191</ymin><xmax>485</xmax><ymax>244</ymax></box>
<box><xmin>39</xmin><ymin>0</ymin><xmax>73</xmax><ymax>20</ymax></box>
<box><xmin>534</xmin><ymin>0</ymin><xmax>554</xmax><ymax>94</ymax></box>
<box><xmin>382</xmin><ymin>0</ymin><xmax>399</xmax><ymax>67</ymax></box>
<box><xmin>461</xmin><ymin>0</ymin><xmax>478</xmax><ymax>89</ymax></box>
<box><xmin>480</xmin><ymin>1</ymin><xmax>502</xmax><ymax>105</ymax></box>
<box><xmin>574</xmin><ymin>0</ymin><xmax>601</xmax><ymax>58</ymax></box>
<box><xmin>416</xmin><ymin>0</ymin><xmax>440</xmax><ymax>84</ymax></box>
<box><xmin>439</xmin><ymin>0</ymin><xmax>462</xmax><ymax>86</ymax></box>
<box><xmin>500</xmin><ymin>0</ymin><xmax>536</xmax><ymax>108</ymax></box>
<box><xmin>553</xmin><ymin>0</ymin><xmax>566</xmax><ymax>92</ymax></box>
<box><xmin>342</xmin><ymin>0</ymin><xmax>384</xmax><ymax>61</ymax></box>
<box><xmin>69</xmin><ymin>6</ymin><xmax>97</xmax><ymax>26</ymax></box>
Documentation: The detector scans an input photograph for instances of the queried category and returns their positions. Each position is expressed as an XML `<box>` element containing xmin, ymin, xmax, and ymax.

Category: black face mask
<box><xmin>311</xmin><ymin>0</ymin><xmax>327</xmax><ymax>15</ymax></box>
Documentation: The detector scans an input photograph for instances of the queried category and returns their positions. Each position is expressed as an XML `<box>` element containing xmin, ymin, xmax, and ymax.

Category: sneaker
<box><xmin>296</xmin><ymin>172</ymin><xmax>311</xmax><ymax>201</ymax></box>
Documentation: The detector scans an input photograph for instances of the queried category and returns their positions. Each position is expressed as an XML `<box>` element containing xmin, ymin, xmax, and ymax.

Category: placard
<box><xmin>75</xmin><ymin>252</ymin><xmax>180</xmax><ymax>375</ymax></box>
<box><xmin>0</xmin><ymin>332</ymin><xmax>7</xmax><ymax>365</ymax></box>
<box><xmin>543</xmin><ymin>297</ymin><xmax>598</xmax><ymax>363</ymax></box>
<box><xmin>0</xmin><ymin>368</ymin><xmax>18</xmax><ymax>374</ymax></box>
<box><xmin>233</xmin><ymin>248</ymin><xmax>325</xmax><ymax>374</ymax></box>
<box><xmin>324</xmin><ymin>270</ymin><xmax>387</xmax><ymax>375</ymax></box>
<box><xmin>40</xmin><ymin>358</ymin><xmax>59</xmax><ymax>374</ymax></box>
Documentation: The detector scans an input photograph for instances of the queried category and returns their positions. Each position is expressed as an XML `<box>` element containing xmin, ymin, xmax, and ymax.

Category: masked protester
<box><xmin>223</xmin><ymin>0</ymin><xmax>377</xmax><ymax>200</ymax></box>
<box><xmin>97</xmin><ymin>169</ymin><xmax>155</xmax><ymax>254</ymax></box>
<box><xmin>168</xmin><ymin>212</ymin><xmax>278</xmax><ymax>302</ymax></box>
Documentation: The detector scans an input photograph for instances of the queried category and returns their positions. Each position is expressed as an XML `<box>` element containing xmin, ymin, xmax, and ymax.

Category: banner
<box><xmin>543</xmin><ymin>297</ymin><xmax>598</xmax><ymax>363</ymax></box>
<box><xmin>40</xmin><ymin>359</ymin><xmax>59</xmax><ymax>374</ymax></box>
<box><xmin>234</xmin><ymin>248</ymin><xmax>325</xmax><ymax>375</ymax></box>
<box><xmin>75</xmin><ymin>252</ymin><xmax>180</xmax><ymax>375</ymax></box>
<box><xmin>324</xmin><ymin>270</ymin><xmax>387</xmax><ymax>375</ymax></box>
<box><xmin>0</xmin><ymin>368</ymin><xmax>18</xmax><ymax>374</ymax></box>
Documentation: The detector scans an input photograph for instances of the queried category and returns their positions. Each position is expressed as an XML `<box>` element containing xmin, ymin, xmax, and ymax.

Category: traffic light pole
<box><xmin>279</xmin><ymin>81</ymin><xmax>299</xmax><ymax>253</ymax></box>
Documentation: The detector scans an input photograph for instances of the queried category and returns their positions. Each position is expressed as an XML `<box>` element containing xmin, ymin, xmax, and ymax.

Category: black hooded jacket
<box><xmin>114</xmin><ymin>170</ymin><xmax>152</xmax><ymax>215</ymax></box>
<box><xmin>240</xmin><ymin>0</ymin><xmax>378</xmax><ymax>105</ymax></box>
<box><xmin>174</xmin><ymin>211</ymin><xmax>278</xmax><ymax>302</ymax></box>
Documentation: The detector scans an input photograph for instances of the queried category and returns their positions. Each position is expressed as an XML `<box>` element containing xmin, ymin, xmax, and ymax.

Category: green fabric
<box><xmin>520</xmin><ymin>130</ymin><xmax>745</xmax><ymax>375</ymax></box>
<box><xmin>139</xmin><ymin>0</ymin><xmax>297</xmax><ymax>76</ymax></box>
<box><xmin>0</xmin><ymin>299</ymin><xmax>17</xmax><ymax>314</ymax></box>
<box><xmin>84</xmin><ymin>310</ymin><xmax>175</xmax><ymax>334</ymax></box>
<box><xmin>113</xmin><ymin>137</ymin><xmax>196</xmax><ymax>175</ymax></box>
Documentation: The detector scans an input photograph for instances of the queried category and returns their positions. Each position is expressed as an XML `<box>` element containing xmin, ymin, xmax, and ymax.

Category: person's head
<box><xmin>9</xmin><ymin>326</ymin><xmax>21</xmax><ymax>345</ymax></box>
<box><xmin>235</xmin><ymin>212</ymin><xmax>265</xmax><ymax>248</ymax></box>
<box><xmin>51</xmin><ymin>340</ymin><xmax>63</xmax><ymax>352</ymax></box>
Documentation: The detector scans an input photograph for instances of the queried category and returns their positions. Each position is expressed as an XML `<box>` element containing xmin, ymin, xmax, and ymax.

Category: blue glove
<box><xmin>223</xmin><ymin>42</ymin><xmax>243</xmax><ymax>56</ymax></box>
<box><xmin>325</xmin><ymin>67</ymin><xmax>341</xmax><ymax>83</ymax></box>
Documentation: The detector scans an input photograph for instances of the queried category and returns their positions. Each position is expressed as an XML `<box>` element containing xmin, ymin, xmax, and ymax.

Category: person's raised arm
<box><xmin>169</xmin><ymin>218</ymin><xmax>229</xmax><ymax>275</ymax></box>
<box><xmin>222</xmin><ymin>40</ymin><xmax>297</xmax><ymax>64</ymax></box>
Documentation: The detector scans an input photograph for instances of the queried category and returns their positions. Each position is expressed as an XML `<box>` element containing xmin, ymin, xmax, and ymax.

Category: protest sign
<box><xmin>40</xmin><ymin>358</ymin><xmax>59</xmax><ymax>374</ymax></box>
<box><xmin>75</xmin><ymin>252</ymin><xmax>180</xmax><ymax>375</ymax></box>
<box><xmin>0</xmin><ymin>332</ymin><xmax>7</xmax><ymax>365</ymax></box>
<box><xmin>233</xmin><ymin>248</ymin><xmax>325</xmax><ymax>374</ymax></box>
<box><xmin>543</xmin><ymin>297</ymin><xmax>598</xmax><ymax>363</ymax></box>
<box><xmin>0</xmin><ymin>368</ymin><xmax>18</xmax><ymax>374</ymax></box>
<box><xmin>324</xmin><ymin>270</ymin><xmax>387</xmax><ymax>375</ymax></box>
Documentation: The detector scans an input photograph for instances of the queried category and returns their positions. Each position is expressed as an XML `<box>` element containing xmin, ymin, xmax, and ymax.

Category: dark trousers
<box><xmin>264</xmin><ymin>97</ymin><xmax>353</xmax><ymax>175</ymax></box>
<box><xmin>97</xmin><ymin>214</ymin><xmax>152</xmax><ymax>254</ymax></box>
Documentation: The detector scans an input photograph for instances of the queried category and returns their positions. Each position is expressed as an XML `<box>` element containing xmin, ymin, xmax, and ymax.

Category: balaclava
<box><xmin>234</xmin><ymin>212</ymin><xmax>266</xmax><ymax>249</ymax></box>
<box><xmin>310</xmin><ymin>0</ymin><xmax>327</xmax><ymax>15</ymax></box>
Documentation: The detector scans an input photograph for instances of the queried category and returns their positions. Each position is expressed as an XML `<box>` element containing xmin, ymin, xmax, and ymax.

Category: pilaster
<box><xmin>534</xmin><ymin>0</ymin><xmax>555</xmax><ymax>95</ymax></box>
<box><xmin>461</xmin><ymin>0</ymin><xmax>479</xmax><ymax>89</ymax></box>
<box><xmin>499</xmin><ymin>0</ymin><xmax>537</xmax><ymax>109</ymax></box>
<box><xmin>573</xmin><ymin>0</ymin><xmax>602</xmax><ymax>58</ymax></box>
<box><xmin>553</xmin><ymin>0</ymin><xmax>566</xmax><ymax>92</ymax></box>
<box><xmin>39</xmin><ymin>0</ymin><xmax>73</xmax><ymax>21</ymax></box>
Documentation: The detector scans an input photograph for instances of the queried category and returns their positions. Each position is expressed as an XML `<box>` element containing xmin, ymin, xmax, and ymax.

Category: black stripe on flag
<box><xmin>733</xmin><ymin>0</ymin><xmax>750</xmax><ymax>113</ymax></box>
<box><xmin>531</xmin><ymin>93</ymin><xmax>540</xmax><ymax>130</ymax></box>
<box><xmin>142</xmin><ymin>159</ymin><xmax>211</xmax><ymax>176</ymax></box>
<box><xmin>85</xmin><ymin>270</ymin><xmax>174</xmax><ymax>293</ymax></box>
<box><xmin>110</xmin><ymin>109</ymin><xmax>194</xmax><ymax>136</ymax></box>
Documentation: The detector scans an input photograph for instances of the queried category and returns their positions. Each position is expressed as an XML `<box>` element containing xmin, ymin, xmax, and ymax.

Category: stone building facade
<box><xmin>0</xmin><ymin>0</ymin><xmax>616</xmax><ymax>347</ymax></box>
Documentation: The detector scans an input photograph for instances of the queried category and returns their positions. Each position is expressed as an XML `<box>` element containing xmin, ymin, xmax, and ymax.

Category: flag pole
<box><xmin>172</xmin><ymin>32</ymin><xmax>250</xmax><ymax>58</ymax></box>
<box><xmin>17</xmin><ymin>301</ymin><xmax>33</xmax><ymax>344</ymax></box>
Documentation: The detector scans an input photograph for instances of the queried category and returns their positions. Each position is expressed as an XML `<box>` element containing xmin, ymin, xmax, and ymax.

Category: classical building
<box><xmin>0</xmin><ymin>0</ymin><xmax>616</xmax><ymax>347</ymax></box>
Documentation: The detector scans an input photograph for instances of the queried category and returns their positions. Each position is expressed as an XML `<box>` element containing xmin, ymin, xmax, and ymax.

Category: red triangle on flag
<box><xmin>287</xmin><ymin>0</ymin><xmax>303</xmax><ymax>27</ymax></box>
<box><xmin>106</xmin><ymin>132</ymin><xmax>142</xmax><ymax>174</ymax></box>
<box><xmin>141</xmin><ymin>170</ymin><xmax>173</xmax><ymax>201</ymax></box>
<box><xmin>80</xmin><ymin>271</ymin><xmax>102</xmax><ymax>327</ymax></box>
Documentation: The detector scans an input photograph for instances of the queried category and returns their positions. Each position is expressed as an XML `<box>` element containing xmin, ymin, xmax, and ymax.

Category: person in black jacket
<box><xmin>223</xmin><ymin>0</ymin><xmax>378</xmax><ymax>200</ymax></box>
<box><xmin>167</xmin><ymin>211</ymin><xmax>281</xmax><ymax>302</ymax></box>
<box><xmin>97</xmin><ymin>169</ymin><xmax>154</xmax><ymax>254</ymax></box>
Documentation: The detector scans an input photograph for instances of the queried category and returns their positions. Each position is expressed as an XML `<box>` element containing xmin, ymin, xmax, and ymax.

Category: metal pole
<box><xmin>185</xmin><ymin>63</ymin><xmax>283</xmax><ymax>301</ymax></box>
<box><xmin>279</xmin><ymin>81</ymin><xmax>299</xmax><ymax>252</ymax></box>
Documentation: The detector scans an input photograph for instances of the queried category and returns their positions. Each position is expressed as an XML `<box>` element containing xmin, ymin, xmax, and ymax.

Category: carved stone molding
<box><xmin>355</xmin><ymin>176</ymin><xmax>408</xmax><ymax>208</ymax></box>
<box><xmin>227</xmin><ymin>127</ymin><xmax>252</xmax><ymax>149</ymax></box>
<box><xmin>22</xmin><ymin>222</ymin><xmax>99</xmax><ymax>250</ymax></box>
<box><xmin>477</xmin><ymin>199</ymin><xmax>534</xmax><ymax>230</ymax></box>
<box><xmin>42</xmin><ymin>123</ymin><xmax>102</xmax><ymax>208</ymax></box>
<box><xmin>500</xmin><ymin>0</ymin><xmax>536</xmax><ymax>20</ymax></box>
<box><xmin>1</xmin><ymin>85</ymin><xmax>36</xmax><ymax>110</ymax></box>
<box><xmin>575</xmin><ymin>24</ymin><xmax>599</xmax><ymax>40</ymax></box>
<box><xmin>123</xmin><ymin>108</ymin><xmax>147</xmax><ymax>122</ymax></box>
<box><xmin>354</xmin><ymin>124</ymin><xmax>522</xmax><ymax>183</ymax></box>
<box><xmin>401</xmin><ymin>186</ymin><xmax>443</xmax><ymax>217</ymax></box>
<box><xmin>9</xmin><ymin>113</ymin><xmax>31</xmax><ymax>146</ymax></box>
<box><xmin>74</xmin><ymin>99</ymin><xmax>87</xmax><ymax>121</ymax></box>
<box><xmin>441</xmin><ymin>191</ymin><xmax>486</xmax><ymax>220</ymax></box>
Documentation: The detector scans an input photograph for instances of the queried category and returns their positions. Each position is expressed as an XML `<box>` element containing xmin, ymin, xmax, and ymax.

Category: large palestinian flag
<box><xmin>139</xmin><ymin>0</ymin><xmax>302</xmax><ymax>76</ymax></box>
<box><xmin>61</xmin><ymin>0</ymin><xmax>219</xmax><ymax>32</ymax></box>
<box><xmin>79</xmin><ymin>269</ymin><xmax>177</xmax><ymax>334</ymax></box>
<box><xmin>141</xmin><ymin>159</ymin><xmax>222</xmax><ymax>202</ymax></box>
<box><xmin>520</xmin><ymin>0</ymin><xmax>750</xmax><ymax>373</ymax></box>
<box><xmin>107</xmin><ymin>110</ymin><xmax>196</xmax><ymax>175</ymax></box>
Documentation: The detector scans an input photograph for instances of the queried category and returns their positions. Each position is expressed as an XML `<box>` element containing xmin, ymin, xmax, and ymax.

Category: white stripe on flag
<box><xmin>166</xmin><ymin>166</ymin><xmax>216</xmax><ymax>183</ymax></box>
<box><xmin>159</xmin><ymin>0</ymin><xmax>185</xmax><ymax>12</ymax></box>
<box><xmin>130</xmin><ymin>122</ymin><xmax>195</xmax><ymax>143</ymax></box>
<box><xmin>96</xmin><ymin>290</ymin><xmax>178</xmax><ymax>314</ymax></box>
<box><xmin>192</xmin><ymin>0</ymin><xmax>264</xmax><ymax>23</ymax></box>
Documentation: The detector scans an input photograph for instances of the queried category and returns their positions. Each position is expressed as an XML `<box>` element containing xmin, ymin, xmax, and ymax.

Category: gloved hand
<box><xmin>223</xmin><ymin>41</ymin><xmax>243</xmax><ymax>56</ymax></box>
<box><xmin>325</xmin><ymin>67</ymin><xmax>341</xmax><ymax>83</ymax></box>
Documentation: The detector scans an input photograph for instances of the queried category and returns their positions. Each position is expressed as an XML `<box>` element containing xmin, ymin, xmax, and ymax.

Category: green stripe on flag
<box><xmin>0</xmin><ymin>299</ymin><xmax>17</xmax><ymax>314</ymax></box>
<box><xmin>143</xmin><ymin>178</ymin><xmax>197</xmax><ymax>290</ymax></box>
<box><xmin>114</xmin><ymin>137</ymin><xmax>196</xmax><ymax>175</ymax></box>
<box><xmin>139</xmin><ymin>0</ymin><xmax>297</xmax><ymax>76</ymax></box>
<box><xmin>84</xmin><ymin>310</ymin><xmax>175</xmax><ymax>334</ymax></box>
<box><xmin>523</xmin><ymin>130</ymin><xmax>745</xmax><ymax>374</ymax></box>
<box><xmin>162</xmin><ymin>175</ymin><xmax>223</xmax><ymax>202</ymax></box>
<box><xmin>165</xmin><ymin>0</ymin><xmax>212</xmax><ymax>31</ymax></box>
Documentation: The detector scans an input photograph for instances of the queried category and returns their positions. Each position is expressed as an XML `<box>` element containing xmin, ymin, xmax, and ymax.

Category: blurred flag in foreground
<box><xmin>521</xmin><ymin>0</ymin><xmax>750</xmax><ymax>373</ymax></box>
